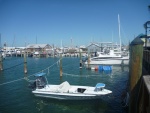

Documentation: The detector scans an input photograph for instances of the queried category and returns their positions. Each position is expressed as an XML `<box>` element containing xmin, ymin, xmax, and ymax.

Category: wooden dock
<box><xmin>143</xmin><ymin>50</ymin><xmax>150</xmax><ymax>74</ymax></box>
<box><xmin>137</xmin><ymin>50</ymin><xmax>150</xmax><ymax>113</ymax></box>
<box><xmin>5</xmin><ymin>51</ymin><xmax>86</xmax><ymax>58</ymax></box>
<box><xmin>129</xmin><ymin>37</ymin><xmax>150</xmax><ymax>113</ymax></box>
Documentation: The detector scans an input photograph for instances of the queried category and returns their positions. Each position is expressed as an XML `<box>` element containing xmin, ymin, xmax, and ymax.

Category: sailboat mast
<box><xmin>61</xmin><ymin>40</ymin><xmax>62</xmax><ymax>48</ymax></box>
<box><xmin>0</xmin><ymin>34</ymin><xmax>1</xmax><ymax>49</ymax></box>
<box><xmin>118</xmin><ymin>14</ymin><xmax>121</xmax><ymax>51</ymax></box>
<box><xmin>112</xmin><ymin>31</ymin><xmax>113</xmax><ymax>49</ymax></box>
<box><xmin>61</xmin><ymin>40</ymin><xmax>63</xmax><ymax>53</ymax></box>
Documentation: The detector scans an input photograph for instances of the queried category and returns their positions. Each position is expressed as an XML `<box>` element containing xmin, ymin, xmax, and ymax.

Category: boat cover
<box><xmin>56</xmin><ymin>81</ymin><xmax>71</xmax><ymax>93</ymax></box>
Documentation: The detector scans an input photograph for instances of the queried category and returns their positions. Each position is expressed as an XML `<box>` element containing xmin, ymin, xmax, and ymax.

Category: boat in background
<box><xmin>2</xmin><ymin>52</ymin><xmax>6</xmax><ymax>59</ymax></box>
<box><xmin>29</xmin><ymin>73</ymin><xmax>112</xmax><ymax>100</ymax></box>
<box><xmin>33</xmin><ymin>51</ymin><xmax>40</xmax><ymax>57</ymax></box>
<box><xmin>84</xmin><ymin>14</ymin><xmax>129</xmax><ymax>66</ymax></box>
<box><xmin>84</xmin><ymin>49</ymin><xmax>129</xmax><ymax>65</ymax></box>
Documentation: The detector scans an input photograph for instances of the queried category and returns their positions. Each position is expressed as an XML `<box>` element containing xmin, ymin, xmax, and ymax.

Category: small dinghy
<box><xmin>29</xmin><ymin>73</ymin><xmax>112</xmax><ymax>100</ymax></box>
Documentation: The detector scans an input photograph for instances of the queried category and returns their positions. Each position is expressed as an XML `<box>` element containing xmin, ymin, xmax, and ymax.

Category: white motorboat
<box><xmin>85</xmin><ymin>57</ymin><xmax>129</xmax><ymax>65</ymax></box>
<box><xmin>33</xmin><ymin>51</ymin><xmax>40</xmax><ymax>57</ymax></box>
<box><xmin>84</xmin><ymin>15</ymin><xmax>129</xmax><ymax>66</ymax></box>
<box><xmin>2</xmin><ymin>52</ymin><xmax>6</xmax><ymax>59</ymax></box>
<box><xmin>85</xmin><ymin>50</ymin><xmax>129</xmax><ymax>65</ymax></box>
<box><xmin>29</xmin><ymin>73</ymin><xmax>112</xmax><ymax>100</ymax></box>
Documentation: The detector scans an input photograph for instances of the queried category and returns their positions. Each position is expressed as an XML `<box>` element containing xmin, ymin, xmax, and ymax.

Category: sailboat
<box><xmin>84</xmin><ymin>14</ymin><xmax>129</xmax><ymax>66</ymax></box>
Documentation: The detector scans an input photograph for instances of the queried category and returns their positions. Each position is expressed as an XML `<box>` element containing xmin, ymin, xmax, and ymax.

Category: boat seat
<box><xmin>95</xmin><ymin>83</ymin><xmax>105</xmax><ymax>91</ymax></box>
<box><xmin>68</xmin><ymin>87</ymin><xmax>76</xmax><ymax>93</ymax></box>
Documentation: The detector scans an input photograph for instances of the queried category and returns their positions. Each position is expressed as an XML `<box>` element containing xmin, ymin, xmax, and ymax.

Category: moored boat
<box><xmin>84</xmin><ymin>50</ymin><xmax>129</xmax><ymax>65</ymax></box>
<box><xmin>29</xmin><ymin>73</ymin><xmax>112</xmax><ymax>100</ymax></box>
<box><xmin>84</xmin><ymin>15</ymin><xmax>129</xmax><ymax>66</ymax></box>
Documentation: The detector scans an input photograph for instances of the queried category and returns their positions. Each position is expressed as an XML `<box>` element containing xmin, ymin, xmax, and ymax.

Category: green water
<box><xmin>0</xmin><ymin>57</ymin><xmax>129</xmax><ymax>113</ymax></box>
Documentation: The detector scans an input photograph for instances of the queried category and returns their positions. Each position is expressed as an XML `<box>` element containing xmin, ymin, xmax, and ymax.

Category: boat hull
<box><xmin>32</xmin><ymin>84</ymin><xmax>112</xmax><ymax>100</ymax></box>
<box><xmin>33</xmin><ymin>92</ymin><xmax>102</xmax><ymax>100</ymax></box>
<box><xmin>85</xmin><ymin>58</ymin><xmax>129</xmax><ymax>65</ymax></box>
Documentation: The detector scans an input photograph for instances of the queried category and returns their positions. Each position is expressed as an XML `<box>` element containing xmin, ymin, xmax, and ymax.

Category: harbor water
<box><xmin>0</xmin><ymin>57</ymin><xmax>129</xmax><ymax>113</ymax></box>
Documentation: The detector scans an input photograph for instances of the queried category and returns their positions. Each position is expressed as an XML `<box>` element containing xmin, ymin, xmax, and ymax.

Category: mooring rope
<box><xmin>0</xmin><ymin>77</ymin><xmax>25</xmax><ymax>86</ymax></box>
<box><xmin>0</xmin><ymin>59</ymin><xmax>61</xmax><ymax>86</ymax></box>
<box><xmin>62</xmin><ymin>72</ymin><xmax>99</xmax><ymax>77</ymax></box>
<box><xmin>121</xmin><ymin>92</ymin><xmax>129</xmax><ymax>107</ymax></box>
<box><xmin>3</xmin><ymin>62</ymin><xmax>24</xmax><ymax>71</ymax></box>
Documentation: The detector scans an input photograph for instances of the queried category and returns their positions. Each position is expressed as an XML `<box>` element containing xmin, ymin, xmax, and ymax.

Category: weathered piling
<box><xmin>46</xmin><ymin>52</ymin><xmax>49</xmax><ymax>58</ymax></box>
<box><xmin>0</xmin><ymin>53</ymin><xmax>3</xmax><ymax>71</ymax></box>
<box><xmin>60</xmin><ymin>54</ymin><xmax>62</xmax><ymax>77</ymax></box>
<box><xmin>129</xmin><ymin>37</ymin><xmax>144</xmax><ymax>113</ymax></box>
<box><xmin>24</xmin><ymin>52</ymin><xmax>27</xmax><ymax>74</ymax></box>
<box><xmin>79</xmin><ymin>49</ymin><xmax>82</xmax><ymax>69</ymax></box>
<box><xmin>87</xmin><ymin>52</ymin><xmax>90</xmax><ymax>69</ymax></box>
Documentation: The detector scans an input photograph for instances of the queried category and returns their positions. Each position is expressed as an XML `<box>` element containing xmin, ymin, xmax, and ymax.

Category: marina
<box><xmin>0</xmin><ymin>1</ymin><xmax>150</xmax><ymax>113</ymax></box>
<box><xmin>1</xmin><ymin>33</ymin><xmax>150</xmax><ymax>113</ymax></box>
<box><xmin>0</xmin><ymin>57</ymin><xmax>129</xmax><ymax>113</ymax></box>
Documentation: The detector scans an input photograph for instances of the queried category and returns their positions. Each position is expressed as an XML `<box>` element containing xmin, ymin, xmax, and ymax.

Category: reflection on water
<box><xmin>34</xmin><ymin>97</ymin><xmax>109</xmax><ymax>113</ymax></box>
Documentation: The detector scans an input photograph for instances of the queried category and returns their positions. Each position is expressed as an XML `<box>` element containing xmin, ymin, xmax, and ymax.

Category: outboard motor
<box><xmin>28</xmin><ymin>81</ymin><xmax>36</xmax><ymax>90</ymax></box>
<box><xmin>28</xmin><ymin>73</ymin><xmax>47</xmax><ymax>90</ymax></box>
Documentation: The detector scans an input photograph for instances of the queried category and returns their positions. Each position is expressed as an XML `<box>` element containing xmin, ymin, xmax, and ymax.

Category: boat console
<box><xmin>28</xmin><ymin>73</ymin><xmax>47</xmax><ymax>90</ymax></box>
<box><xmin>35</xmin><ymin>76</ymin><xmax>47</xmax><ymax>89</ymax></box>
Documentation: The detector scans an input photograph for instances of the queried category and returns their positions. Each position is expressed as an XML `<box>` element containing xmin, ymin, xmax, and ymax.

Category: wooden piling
<box><xmin>129</xmin><ymin>37</ymin><xmax>144</xmax><ymax>113</ymax></box>
<box><xmin>60</xmin><ymin>53</ymin><xmax>62</xmax><ymax>77</ymax></box>
<box><xmin>87</xmin><ymin>52</ymin><xmax>90</xmax><ymax>69</ymax></box>
<box><xmin>0</xmin><ymin>53</ymin><xmax>3</xmax><ymax>71</ymax></box>
<box><xmin>46</xmin><ymin>52</ymin><xmax>49</xmax><ymax>58</ymax></box>
<box><xmin>79</xmin><ymin>49</ymin><xmax>82</xmax><ymax>69</ymax></box>
<box><xmin>24</xmin><ymin>52</ymin><xmax>27</xmax><ymax>74</ymax></box>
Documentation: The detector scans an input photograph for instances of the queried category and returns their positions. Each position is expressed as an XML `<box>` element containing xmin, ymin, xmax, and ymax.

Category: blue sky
<box><xmin>0</xmin><ymin>0</ymin><xmax>150</xmax><ymax>47</ymax></box>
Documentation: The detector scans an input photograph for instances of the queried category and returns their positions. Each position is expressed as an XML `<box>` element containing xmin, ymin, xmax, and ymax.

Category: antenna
<box><xmin>112</xmin><ymin>31</ymin><xmax>114</xmax><ymax>49</ymax></box>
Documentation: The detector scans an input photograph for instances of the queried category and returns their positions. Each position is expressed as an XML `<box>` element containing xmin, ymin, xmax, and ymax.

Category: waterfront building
<box><xmin>86</xmin><ymin>43</ymin><xmax>102</xmax><ymax>54</ymax></box>
<box><xmin>26</xmin><ymin>44</ymin><xmax>52</xmax><ymax>54</ymax></box>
